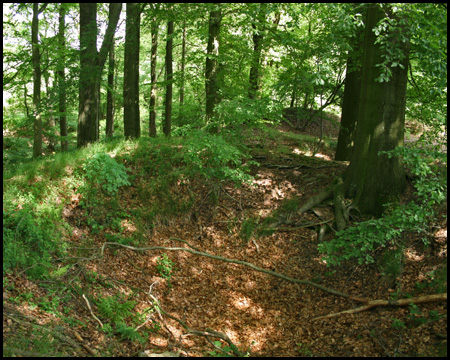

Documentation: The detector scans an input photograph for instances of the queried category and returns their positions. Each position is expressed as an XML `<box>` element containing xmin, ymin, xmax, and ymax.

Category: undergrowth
<box><xmin>319</xmin><ymin>143</ymin><xmax>447</xmax><ymax>266</ymax></box>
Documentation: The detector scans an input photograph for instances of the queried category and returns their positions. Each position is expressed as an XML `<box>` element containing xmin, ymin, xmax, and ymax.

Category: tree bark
<box><xmin>78</xmin><ymin>3</ymin><xmax>121</xmax><ymax>148</ymax></box>
<box><xmin>149</xmin><ymin>15</ymin><xmax>158</xmax><ymax>138</ymax></box>
<box><xmin>106</xmin><ymin>39</ymin><xmax>115</xmax><ymax>138</ymax></box>
<box><xmin>205</xmin><ymin>6</ymin><xmax>221</xmax><ymax>126</ymax></box>
<box><xmin>343</xmin><ymin>4</ymin><xmax>409</xmax><ymax>216</ymax></box>
<box><xmin>335</xmin><ymin>24</ymin><xmax>363</xmax><ymax>161</ymax></box>
<box><xmin>57</xmin><ymin>4</ymin><xmax>68</xmax><ymax>151</ymax></box>
<box><xmin>123</xmin><ymin>3</ymin><xmax>141</xmax><ymax>139</ymax></box>
<box><xmin>32</xmin><ymin>3</ymin><xmax>43</xmax><ymax>158</ymax></box>
<box><xmin>248</xmin><ymin>5</ymin><xmax>265</xmax><ymax>100</ymax></box>
<box><xmin>163</xmin><ymin>20</ymin><xmax>174</xmax><ymax>137</ymax></box>
<box><xmin>178</xmin><ymin>20</ymin><xmax>186</xmax><ymax>124</ymax></box>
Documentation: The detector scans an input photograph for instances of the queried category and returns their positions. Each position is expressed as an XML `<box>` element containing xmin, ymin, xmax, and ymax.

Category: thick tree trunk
<box><xmin>335</xmin><ymin>6</ymin><xmax>364</xmax><ymax>161</ymax></box>
<box><xmin>205</xmin><ymin>7</ymin><xmax>221</xmax><ymax>126</ymax></box>
<box><xmin>343</xmin><ymin>4</ymin><xmax>410</xmax><ymax>216</ymax></box>
<box><xmin>123</xmin><ymin>3</ymin><xmax>141</xmax><ymax>139</ymax></box>
<box><xmin>163</xmin><ymin>20</ymin><xmax>174</xmax><ymax>137</ymax></box>
<box><xmin>78</xmin><ymin>4</ymin><xmax>99</xmax><ymax>148</ymax></box>
<box><xmin>78</xmin><ymin>3</ymin><xmax>121</xmax><ymax>148</ymax></box>
<box><xmin>335</xmin><ymin>27</ymin><xmax>363</xmax><ymax>161</ymax></box>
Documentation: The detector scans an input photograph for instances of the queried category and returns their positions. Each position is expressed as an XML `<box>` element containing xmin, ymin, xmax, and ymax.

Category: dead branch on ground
<box><xmin>314</xmin><ymin>293</ymin><xmax>447</xmax><ymax>320</ymax></box>
<box><xmin>100</xmin><ymin>238</ymin><xmax>360</xmax><ymax>300</ymax></box>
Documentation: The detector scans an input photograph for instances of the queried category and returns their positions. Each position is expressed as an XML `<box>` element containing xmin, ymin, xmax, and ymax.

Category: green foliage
<box><xmin>391</xmin><ymin>318</ymin><xmax>407</xmax><ymax>330</ymax></box>
<box><xmin>183</xmin><ymin>130</ymin><xmax>256</xmax><ymax>186</ymax></box>
<box><xmin>296</xmin><ymin>342</ymin><xmax>313</xmax><ymax>356</ymax></box>
<box><xmin>319</xmin><ymin>144</ymin><xmax>447</xmax><ymax>266</ymax></box>
<box><xmin>3</xmin><ymin>195</ymin><xmax>68</xmax><ymax>279</ymax></box>
<box><xmin>156</xmin><ymin>253</ymin><xmax>176</xmax><ymax>288</ymax></box>
<box><xmin>97</xmin><ymin>293</ymin><xmax>137</xmax><ymax>325</ymax></box>
<box><xmin>207</xmin><ymin>340</ymin><xmax>248</xmax><ymax>357</ymax></box>
<box><xmin>414</xmin><ymin>265</ymin><xmax>447</xmax><ymax>294</ymax></box>
<box><xmin>240</xmin><ymin>217</ymin><xmax>257</xmax><ymax>243</ymax></box>
<box><xmin>79</xmin><ymin>152</ymin><xmax>131</xmax><ymax>205</ymax></box>
<box><xmin>379</xmin><ymin>246</ymin><xmax>404</xmax><ymax>283</ymax></box>
<box><xmin>115</xmin><ymin>322</ymin><xmax>146</xmax><ymax>344</ymax></box>
<box><xmin>408</xmin><ymin>303</ymin><xmax>445</xmax><ymax>327</ymax></box>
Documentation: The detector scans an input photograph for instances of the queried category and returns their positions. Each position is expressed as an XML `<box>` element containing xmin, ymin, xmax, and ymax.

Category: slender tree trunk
<box><xmin>178</xmin><ymin>20</ymin><xmax>186</xmax><ymax>124</ymax></box>
<box><xmin>163</xmin><ymin>20</ymin><xmax>174</xmax><ymax>137</ymax></box>
<box><xmin>32</xmin><ymin>3</ymin><xmax>43</xmax><ymax>158</ymax></box>
<box><xmin>205</xmin><ymin>6</ymin><xmax>221</xmax><ymax>126</ymax></box>
<box><xmin>149</xmin><ymin>16</ymin><xmax>158</xmax><ymax>137</ymax></box>
<box><xmin>248</xmin><ymin>5</ymin><xmax>266</xmax><ymax>100</ymax></box>
<box><xmin>123</xmin><ymin>3</ymin><xmax>141</xmax><ymax>139</ymax></box>
<box><xmin>106</xmin><ymin>39</ymin><xmax>115</xmax><ymax>138</ymax></box>
<box><xmin>343</xmin><ymin>4</ymin><xmax>410</xmax><ymax>216</ymax></box>
<box><xmin>58</xmin><ymin>4</ymin><xmax>68</xmax><ymax>151</ymax></box>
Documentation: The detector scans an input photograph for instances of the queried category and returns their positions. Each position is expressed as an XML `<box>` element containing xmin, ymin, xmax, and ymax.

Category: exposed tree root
<box><xmin>314</xmin><ymin>293</ymin><xmax>447</xmax><ymax>320</ymax></box>
<box><xmin>299</xmin><ymin>176</ymin><xmax>349</xmax><ymax>232</ymax></box>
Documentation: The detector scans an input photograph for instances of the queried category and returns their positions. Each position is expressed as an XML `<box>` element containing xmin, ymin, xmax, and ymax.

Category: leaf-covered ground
<box><xmin>3</xmin><ymin>117</ymin><xmax>447</xmax><ymax>357</ymax></box>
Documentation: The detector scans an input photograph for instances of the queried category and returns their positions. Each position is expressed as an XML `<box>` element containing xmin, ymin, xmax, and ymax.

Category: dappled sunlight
<box><xmin>405</xmin><ymin>248</ymin><xmax>425</xmax><ymax>262</ymax></box>
<box><xmin>292</xmin><ymin>147</ymin><xmax>333</xmax><ymax>161</ymax></box>
<box><xmin>120</xmin><ymin>218</ymin><xmax>137</xmax><ymax>233</ymax></box>
<box><xmin>314</xmin><ymin>152</ymin><xmax>333</xmax><ymax>161</ymax></box>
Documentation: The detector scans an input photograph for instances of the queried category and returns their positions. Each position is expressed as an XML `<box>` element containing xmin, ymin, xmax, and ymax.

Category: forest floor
<box><xmin>3</xmin><ymin>114</ymin><xmax>447</xmax><ymax>357</ymax></box>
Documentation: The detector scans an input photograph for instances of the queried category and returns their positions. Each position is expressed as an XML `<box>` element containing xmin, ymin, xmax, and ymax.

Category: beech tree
<box><xmin>163</xmin><ymin>19</ymin><xmax>174</xmax><ymax>137</ymax></box>
<box><xmin>57</xmin><ymin>4</ymin><xmax>68</xmax><ymax>151</ymax></box>
<box><xmin>123</xmin><ymin>3</ymin><xmax>141</xmax><ymax>139</ymax></box>
<box><xmin>32</xmin><ymin>3</ymin><xmax>47</xmax><ymax>158</ymax></box>
<box><xmin>343</xmin><ymin>4</ymin><xmax>410</xmax><ymax>216</ymax></box>
<box><xmin>148</xmin><ymin>6</ymin><xmax>160</xmax><ymax>138</ymax></box>
<box><xmin>106</xmin><ymin>39</ymin><xmax>115</xmax><ymax>138</ymax></box>
<box><xmin>78</xmin><ymin>3</ymin><xmax>121</xmax><ymax>148</ymax></box>
<box><xmin>205</xmin><ymin>5</ymin><xmax>221</xmax><ymax>126</ymax></box>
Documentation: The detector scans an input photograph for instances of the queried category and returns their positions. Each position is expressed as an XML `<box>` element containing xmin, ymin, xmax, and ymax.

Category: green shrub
<box><xmin>183</xmin><ymin>131</ymin><xmax>256</xmax><ymax>186</ymax></box>
<box><xmin>319</xmin><ymin>144</ymin><xmax>447</xmax><ymax>266</ymax></box>
<box><xmin>79</xmin><ymin>152</ymin><xmax>131</xmax><ymax>203</ymax></box>
<box><xmin>3</xmin><ymin>196</ymin><xmax>67</xmax><ymax>279</ymax></box>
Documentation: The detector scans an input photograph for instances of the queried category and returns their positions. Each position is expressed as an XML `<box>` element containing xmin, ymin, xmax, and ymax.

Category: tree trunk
<box><xmin>58</xmin><ymin>4</ymin><xmax>68</xmax><ymax>152</ymax></box>
<box><xmin>205</xmin><ymin>6</ymin><xmax>221</xmax><ymax>126</ymax></box>
<box><xmin>32</xmin><ymin>3</ymin><xmax>43</xmax><ymax>158</ymax></box>
<box><xmin>163</xmin><ymin>20</ymin><xmax>174</xmax><ymax>137</ymax></box>
<box><xmin>343</xmin><ymin>4</ymin><xmax>410</xmax><ymax>216</ymax></box>
<box><xmin>149</xmin><ymin>16</ymin><xmax>158</xmax><ymax>138</ymax></box>
<box><xmin>106</xmin><ymin>39</ymin><xmax>115</xmax><ymax>138</ymax></box>
<box><xmin>123</xmin><ymin>3</ymin><xmax>141</xmax><ymax>139</ymax></box>
<box><xmin>335</xmin><ymin>26</ymin><xmax>363</xmax><ymax>161</ymax></box>
<box><xmin>248</xmin><ymin>6</ymin><xmax>265</xmax><ymax>100</ymax></box>
<box><xmin>78</xmin><ymin>3</ymin><xmax>121</xmax><ymax>148</ymax></box>
<box><xmin>178</xmin><ymin>20</ymin><xmax>186</xmax><ymax>124</ymax></box>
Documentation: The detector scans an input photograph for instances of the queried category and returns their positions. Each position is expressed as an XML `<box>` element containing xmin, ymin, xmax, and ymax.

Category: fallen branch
<box><xmin>100</xmin><ymin>238</ymin><xmax>360</xmax><ymax>301</ymax></box>
<box><xmin>314</xmin><ymin>293</ymin><xmax>447</xmax><ymax>320</ymax></box>
<box><xmin>82</xmin><ymin>293</ymin><xmax>103</xmax><ymax>328</ymax></box>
